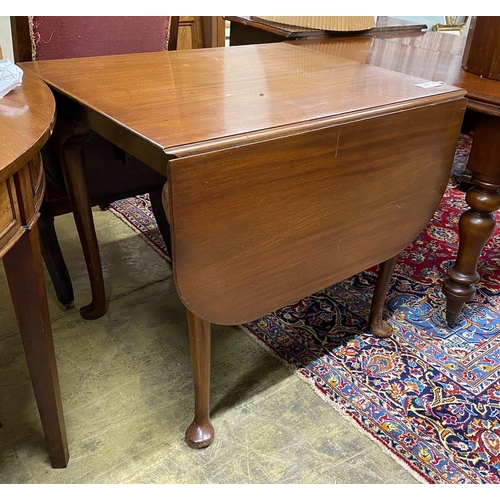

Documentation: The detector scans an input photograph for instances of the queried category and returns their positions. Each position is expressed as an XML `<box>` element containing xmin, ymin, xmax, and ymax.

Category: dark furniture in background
<box><xmin>1</xmin><ymin>69</ymin><xmax>68</xmax><ymax>468</ymax></box>
<box><xmin>225</xmin><ymin>16</ymin><xmax>427</xmax><ymax>46</ymax></box>
<box><xmin>10</xmin><ymin>16</ymin><xmax>179</xmax><ymax>319</ymax></box>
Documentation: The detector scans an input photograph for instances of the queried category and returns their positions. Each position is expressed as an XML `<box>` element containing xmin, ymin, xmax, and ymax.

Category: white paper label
<box><xmin>415</xmin><ymin>81</ymin><xmax>446</xmax><ymax>89</ymax></box>
<box><xmin>0</xmin><ymin>59</ymin><xmax>23</xmax><ymax>99</ymax></box>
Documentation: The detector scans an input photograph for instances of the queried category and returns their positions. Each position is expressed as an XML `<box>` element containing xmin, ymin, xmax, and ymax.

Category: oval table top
<box><xmin>1</xmin><ymin>68</ymin><xmax>55</xmax><ymax>181</ymax></box>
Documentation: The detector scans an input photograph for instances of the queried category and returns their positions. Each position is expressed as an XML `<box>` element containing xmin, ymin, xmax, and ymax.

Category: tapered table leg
<box><xmin>3</xmin><ymin>226</ymin><xmax>69</xmax><ymax>468</ymax></box>
<box><xmin>185</xmin><ymin>309</ymin><xmax>214</xmax><ymax>449</ymax></box>
<box><xmin>369</xmin><ymin>255</ymin><xmax>398</xmax><ymax>338</ymax></box>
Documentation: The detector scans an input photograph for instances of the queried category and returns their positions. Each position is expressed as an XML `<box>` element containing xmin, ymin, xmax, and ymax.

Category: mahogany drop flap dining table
<box><xmin>20</xmin><ymin>43</ymin><xmax>466</xmax><ymax>448</ymax></box>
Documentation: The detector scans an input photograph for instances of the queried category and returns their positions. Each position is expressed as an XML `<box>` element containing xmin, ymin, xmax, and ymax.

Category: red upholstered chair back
<box><xmin>10</xmin><ymin>16</ymin><xmax>178</xmax><ymax>200</ymax></box>
<box><xmin>9</xmin><ymin>16</ymin><xmax>178</xmax><ymax>311</ymax></box>
<box><xmin>11</xmin><ymin>16</ymin><xmax>179</xmax><ymax>62</ymax></box>
<box><xmin>29</xmin><ymin>16</ymin><xmax>177</xmax><ymax>60</ymax></box>
<box><xmin>10</xmin><ymin>15</ymin><xmax>181</xmax><ymax>202</ymax></box>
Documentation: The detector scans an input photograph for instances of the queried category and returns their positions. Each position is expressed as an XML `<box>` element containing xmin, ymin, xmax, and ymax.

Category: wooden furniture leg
<box><xmin>443</xmin><ymin>113</ymin><xmax>500</xmax><ymax>327</ymax></box>
<box><xmin>369</xmin><ymin>255</ymin><xmax>398</xmax><ymax>338</ymax></box>
<box><xmin>3</xmin><ymin>226</ymin><xmax>69</xmax><ymax>468</ymax></box>
<box><xmin>443</xmin><ymin>178</ymin><xmax>500</xmax><ymax>326</ymax></box>
<box><xmin>184</xmin><ymin>255</ymin><xmax>399</xmax><ymax>450</ymax></box>
<box><xmin>38</xmin><ymin>208</ymin><xmax>75</xmax><ymax>308</ymax></box>
<box><xmin>185</xmin><ymin>309</ymin><xmax>214</xmax><ymax>449</ymax></box>
<box><xmin>53</xmin><ymin>118</ymin><xmax>106</xmax><ymax>320</ymax></box>
<box><xmin>149</xmin><ymin>189</ymin><xmax>172</xmax><ymax>258</ymax></box>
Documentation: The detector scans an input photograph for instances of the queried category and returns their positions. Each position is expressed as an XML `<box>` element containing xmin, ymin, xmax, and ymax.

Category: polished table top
<box><xmin>290</xmin><ymin>31</ymin><xmax>500</xmax><ymax>114</ymax></box>
<box><xmin>20</xmin><ymin>43</ymin><xmax>465</xmax><ymax>176</ymax></box>
<box><xmin>19</xmin><ymin>42</ymin><xmax>466</xmax><ymax>324</ymax></box>
<box><xmin>1</xmin><ymin>70</ymin><xmax>55</xmax><ymax>181</ymax></box>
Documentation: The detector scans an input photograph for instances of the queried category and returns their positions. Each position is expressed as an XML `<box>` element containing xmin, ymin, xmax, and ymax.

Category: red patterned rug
<box><xmin>110</xmin><ymin>135</ymin><xmax>500</xmax><ymax>484</ymax></box>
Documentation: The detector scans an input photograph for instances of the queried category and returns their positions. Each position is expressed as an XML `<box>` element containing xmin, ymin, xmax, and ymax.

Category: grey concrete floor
<box><xmin>0</xmin><ymin>207</ymin><xmax>421</xmax><ymax>484</ymax></box>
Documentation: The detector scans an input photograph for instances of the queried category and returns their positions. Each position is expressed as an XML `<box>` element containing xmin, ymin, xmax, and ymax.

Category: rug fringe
<box><xmin>239</xmin><ymin>324</ymin><xmax>432</xmax><ymax>484</ymax></box>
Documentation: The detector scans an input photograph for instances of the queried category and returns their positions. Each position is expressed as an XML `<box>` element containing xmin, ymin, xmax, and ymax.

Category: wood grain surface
<box><xmin>290</xmin><ymin>31</ymin><xmax>500</xmax><ymax>114</ymax></box>
<box><xmin>168</xmin><ymin>99</ymin><xmax>466</xmax><ymax>325</ymax></box>
<box><xmin>20</xmin><ymin>43</ymin><xmax>465</xmax><ymax>172</ymax></box>
<box><xmin>1</xmin><ymin>70</ymin><xmax>55</xmax><ymax>182</ymax></box>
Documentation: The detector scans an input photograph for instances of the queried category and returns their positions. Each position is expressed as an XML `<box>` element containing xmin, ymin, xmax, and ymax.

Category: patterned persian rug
<box><xmin>110</xmin><ymin>135</ymin><xmax>500</xmax><ymax>484</ymax></box>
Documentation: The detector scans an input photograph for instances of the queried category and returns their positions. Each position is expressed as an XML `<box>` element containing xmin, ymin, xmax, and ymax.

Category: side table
<box><xmin>1</xmin><ymin>70</ymin><xmax>68</xmax><ymax>467</ymax></box>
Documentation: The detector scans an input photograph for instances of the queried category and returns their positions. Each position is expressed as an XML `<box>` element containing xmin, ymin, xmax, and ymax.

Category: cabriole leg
<box><xmin>369</xmin><ymin>255</ymin><xmax>398</xmax><ymax>338</ymax></box>
<box><xmin>185</xmin><ymin>309</ymin><xmax>214</xmax><ymax>448</ymax></box>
